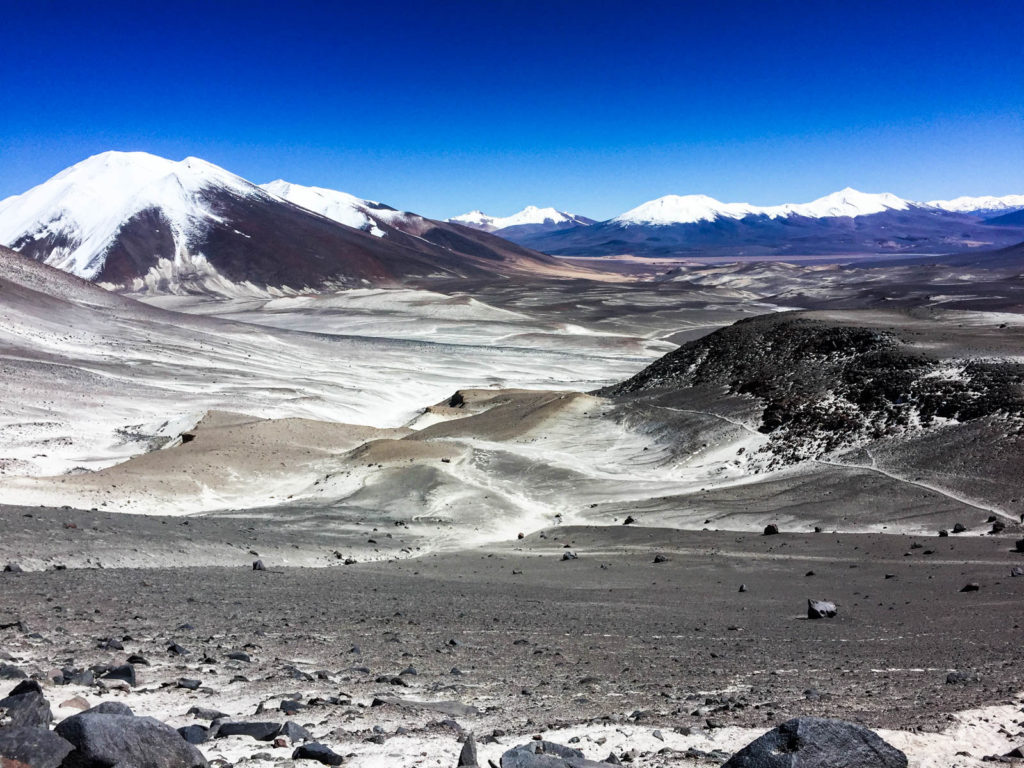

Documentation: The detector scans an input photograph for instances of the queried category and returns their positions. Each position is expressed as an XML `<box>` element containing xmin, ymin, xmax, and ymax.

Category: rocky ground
<box><xmin>4</xmin><ymin>520</ymin><xmax>1024</xmax><ymax>766</ymax></box>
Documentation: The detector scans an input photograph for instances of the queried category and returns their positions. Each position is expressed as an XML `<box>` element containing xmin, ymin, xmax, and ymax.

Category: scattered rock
<box><xmin>0</xmin><ymin>666</ymin><xmax>26</xmax><ymax>681</ymax></box>
<box><xmin>938</xmin><ymin>529</ymin><xmax>949</xmax><ymax>537</ymax></box>
<box><xmin>0</xmin><ymin>680</ymin><xmax>52</xmax><ymax>729</ymax></box>
<box><xmin>561</xmin><ymin>552</ymin><xmax>578</xmax><ymax>561</ymax></box>
<box><xmin>293</xmin><ymin>742</ymin><xmax>344</xmax><ymax>765</ymax></box>
<box><xmin>1012</xmin><ymin>566</ymin><xmax>1024</xmax><ymax>577</ymax></box>
<box><xmin>0</xmin><ymin>726</ymin><xmax>74</xmax><ymax>768</ymax></box>
<box><xmin>186</xmin><ymin>707</ymin><xmax>227</xmax><ymax>722</ymax></box>
<box><xmin>177</xmin><ymin>725</ymin><xmax>209</xmax><ymax>745</ymax></box>
<box><xmin>652</xmin><ymin>554</ymin><xmax>668</xmax><ymax>564</ymax></box>
<box><xmin>225</xmin><ymin>652</ymin><xmax>250</xmax><ymax>663</ymax></box>
<box><xmin>176</xmin><ymin>678</ymin><xmax>201</xmax><ymax>691</ymax></box>
<box><xmin>721</xmin><ymin>716</ymin><xmax>906</xmax><ymax>767</ymax></box>
<box><xmin>252</xmin><ymin>560</ymin><xmax>266</xmax><ymax>571</ymax></box>
<box><xmin>623</xmin><ymin>516</ymin><xmax>636</xmax><ymax>526</ymax></box>
<box><xmin>459</xmin><ymin>733</ymin><xmax>480</xmax><ymax>767</ymax></box>
<box><xmin>215</xmin><ymin>721</ymin><xmax>282</xmax><ymax>741</ymax></box>
<box><xmin>281</xmin><ymin>721</ymin><xmax>312</xmax><ymax>743</ymax></box>
<box><xmin>100</xmin><ymin>664</ymin><xmax>136</xmax><ymax>687</ymax></box>
<box><xmin>946</xmin><ymin>671</ymin><xmax>981</xmax><ymax>685</ymax></box>
<box><xmin>56</xmin><ymin>713</ymin><xmax>208</xmax><ymax>768</ymax></box>
<box><xmin>952</xmin><ymin>523</ymin><xmax>967</xmax><ymax>534</ymax></box>
<box><xmin>59</xmin><ymin>697</ymin><xmax>90</xmax><ymax>712</ymax></box>
<box><xmin>738</xmin><ymin>584</ymin><xmax>747</xmax><ymax>593</ymax></box>
<box><xmin>1</xmin><ymin>565</ymin><xmax>23</xmax><ymax>574</ymax></box>
<box><xmin>960</xmin><ymin>583</ymin><xmax>981</xmax><ymax>592</ymax></box>
<box><xmin>807</xmin><ymin>600</ymin><xmax>837</xmax><ymax>619</ymax></box>
<box><xmin>763</xmin><ymin>524</ymin><xmax>780</xmax><ymax>536</ymax></box>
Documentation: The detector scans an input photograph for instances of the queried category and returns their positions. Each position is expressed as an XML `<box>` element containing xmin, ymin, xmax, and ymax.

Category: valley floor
<box><xmin>2</xmin><ymin>522</ymin><xmax>1023</xmax><ymax>767</ymax></box>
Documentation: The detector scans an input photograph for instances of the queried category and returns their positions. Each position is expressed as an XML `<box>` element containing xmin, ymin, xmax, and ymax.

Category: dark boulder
<box><xmin>721</xmin><ymin>716</ymin><xmax>906</xmax><ymax>767</ymax></box>
<box><xmin>763</xmin><ymin>524</ymin><xmax>780</xmax><ymax>536</ymax></box>
<box><xmin>500</xmin><ymin>741</ymin><xmax>609</xmax><ymax>768</ymax></box>
<box><xmin>0</xmin><ymin>666</ymin><xmax>26</xmax><ymax>681</ymax></box>
<box><xmin>561</xmin><ymin>552</ymin><xmax>578</xmax><ymax>561</ymax></box>
<box><xmin>458</xmin><ymin>733</ymin><xmax>479</xmax><ymax>767</ymax></box>
<box><xmin>100</xmin><ymin>664</ymin><xmax>136</xmax><ymax>687</ymax></box>
<box><xmin>0</xmin><ymin>680</ymin><xmax>51</xmax><ymax>729</ymax></box>
<box><xmin>952</xmin><ymin>523</ymin><xmax>967</xmax><ymax>534</ymax></box>
<box><xmin>807</xmin><ymin>600</ymin><xmax>837</xmax><ymax>619</ymax></box>
<box><xmin>177</xmin><ymin>725</ymin><xmax>209</xmax><ymax>745</ymax></box>
<box><xmin>215</xmin><ymin>721</ymin><xmax>282</xmax><ymax>741</ymax></box>
<box><xmin>252</xmin><ymin>560</ymin><xmax>266</xmax><ymax>571</ymax></box>
<box><xmin>0</xmin><ymin>726</ymin><xmax>74</xmax><ymax>768</ymax></box>
<box><xmin>292</xmin><ymin>742</ymin><xmax>344</xmax><ymax>765</ymax></box>
<box><xmin>2</xmin><ymin>564</ymin><xmax>23</xmax><ymax>574</ymax></box>
<box><xmin>55</xmin><ymin>713</ymin><xmax>208</xmax><ymax>768</ymax></box>
<box><xmin>960</xmin><ymin>583</ymin><xmax>980</xmax><ymax>592</ymax></box>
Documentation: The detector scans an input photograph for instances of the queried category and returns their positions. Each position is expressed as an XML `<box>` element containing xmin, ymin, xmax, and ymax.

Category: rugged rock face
<box><xmin>602</xmin><ymin>311</ymin><xmax>1024</xmax><ymax>461</ymax></box>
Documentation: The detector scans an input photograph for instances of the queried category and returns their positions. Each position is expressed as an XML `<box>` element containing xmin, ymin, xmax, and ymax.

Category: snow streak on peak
<box><xmin>261</xmin><ymin>179</ymin><xmax>387</xmax><ymax>237</ymax></box>
<box><xmin>450</xmin><ymin>205</ymin><xmax>589</xmax><ymax>232</ymax></box>
<box><xmin>0</xmin><ymin>150</ymin><xmax>263</xmax><ymax>279</ymax></box>
<box><xmin>924</xmin><ymin>194</ymin><xmax>1024</xmax><ymax>213</ymax></box>
<box><xmin>612</xmin><ymin>188</ymin><xmax>912</xmax><ymax>226</ymax></box>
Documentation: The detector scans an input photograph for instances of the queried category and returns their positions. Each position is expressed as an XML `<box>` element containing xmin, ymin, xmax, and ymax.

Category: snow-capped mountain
<box><xmin>0</xmin><ymin>151</ymin><xmax>259</xmax><ymax>280</ymax></box>
<box><xmin>0</xmin><ymin>151</ymin><xmax>572</xmax><ymax>294</ymax></box>
<box><xmin>925</xmin><ymin>194</ymin><xmax>1024</xmax><ymax>215</ymax></box>
<box><xmin>450</xmin><ymin>205</ymin><xmax>594</xmax><ymax>235</ymax></box>
<box><xmin>612</xmin><ymin>188</ymin><xmax>911</xmax><ymax>226</ymax></box>
<box><xmin>511</xmin><ymin>187</ymin><xmax>1024</xmax><ymax>258</ymax></box>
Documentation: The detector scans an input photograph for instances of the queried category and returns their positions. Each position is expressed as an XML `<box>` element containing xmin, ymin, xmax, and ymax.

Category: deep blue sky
<box><xmin>2</xmin><ymin>1</ymin><xmax>1022</xmax><ymax>220</ymax></box>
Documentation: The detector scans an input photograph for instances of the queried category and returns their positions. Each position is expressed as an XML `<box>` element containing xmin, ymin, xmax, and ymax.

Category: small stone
<box><xmin>807</xmin><ymin>599</ymin><xmax>837</xmax><ymax>619</ymax></box>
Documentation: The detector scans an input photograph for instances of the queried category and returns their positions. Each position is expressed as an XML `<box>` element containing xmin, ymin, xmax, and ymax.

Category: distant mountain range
<box><xmin>449</xmin><ymin>206</ymin><xmax>595</xmax><ymax>237</ymax></box>
<box><xmin>471</xmin><ymin>189</ymin><xmax>1024</xmax><ymax>258</ymax></box>
<box><xmin>2</xmin><ymin>151</ymin><xmax>1022</xmax><ymax>288</ymax></box>
<box><xmin>0</xmin><ymin>152</ymin><xmax>580</xmax><ymax>295</ymax></box>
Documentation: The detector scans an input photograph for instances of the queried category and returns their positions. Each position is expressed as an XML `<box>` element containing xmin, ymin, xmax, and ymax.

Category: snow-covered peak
<box><xmin>261</xmin><ymin>179</ymin><xmax>386</xmax><ymax>237</ymax></box>
<box><xmin>612</xmin><ymin>195</ymin><xmax>762</xmax><ymax>225</ymax></box>
<box><xmin>0</xmin><ymin>150</ymin><xmax>262</xmax><ymax>278</ymax></box>
<box><xmin>450</xmin><ymin>205</ymin><xmax>590</xmax><ymax>232</ymax></box>
<box><xmin>612</xmin><ymin>188</ymin><xmax>912</xmax><ymax>226</ymax></box>
<box><xmin>924</xmin><ymin>194</ymin><xmax>1024</xmax><ymax>213</ymax></box>
<box><xmin>766</xmin><ymin>188</ymin><xmax>911</xmax><ymax>219</ymax></box>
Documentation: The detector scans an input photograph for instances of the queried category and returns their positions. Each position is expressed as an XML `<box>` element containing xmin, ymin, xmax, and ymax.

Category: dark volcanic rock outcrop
<box><xmin>601</xmin><ymin>311</ymin><xmax>1024</xmax><ymax>462</ymax></box>
<box><xmin>722</xmin><ymin>716</ymin><xmax>907</xmax><ymax>767</ymax></box>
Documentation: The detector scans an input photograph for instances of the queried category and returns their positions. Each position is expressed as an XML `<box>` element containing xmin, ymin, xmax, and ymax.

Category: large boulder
<box><xmin>500</xmin><ymin>741</ymin><xmax>610</xmax><ymax>768</ymax></box>
<box><xmin>0</xmin><ymin>680</ymin><xmax>52</xmax><ymax>729</ymax></box>
<box><xmin>0</xmin><ymin>727</ymin><xmax>74</xmax><ymax>768</ymax></box>
<box><xmin>721</xmin><ymin>717</ymin><xmax>906</xmax><ymax>767</ymax></box>
<box><xmin>55</xmin><ymin>713</ymin><xmax>207</xmax><ymax>768</ymax></box>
